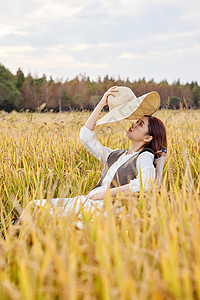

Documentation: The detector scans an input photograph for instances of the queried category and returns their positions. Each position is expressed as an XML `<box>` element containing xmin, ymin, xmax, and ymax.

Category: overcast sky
<box><xmin>0</xmin><ymin>0</ymin><xmax>200</xmax><ymax>84</ymax></box>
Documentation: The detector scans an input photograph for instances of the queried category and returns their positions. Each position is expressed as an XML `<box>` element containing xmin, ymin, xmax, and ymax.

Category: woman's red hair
<box><xmin>144</xmin><ymin>115</ymin><xmax>167</xmax><ymax>159</ymax></box>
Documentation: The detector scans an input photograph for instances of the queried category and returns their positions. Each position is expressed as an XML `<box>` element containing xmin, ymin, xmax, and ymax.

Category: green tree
<box><xmin>170</xmin><ymin>96</ymin><xmax>182</xmax><ymax>109</ymax></box>
<box><xmin>15</xmin><ymin>68</ymin><xmax>25</xmax><ymax>90</ymax></box>
<box><xmin>73</xmin><ymin>94</ymin><xmax>85</xmax><ymax>109</ymax></box>
<box><xmin>0</xmin><ymin>64</ymin><xmax>13</xmax><ymax>82</ymax></box>
<box><xmin>191</xmin><ymin>85</ymin><xmax>200</xmax><ymax>107</ymax></box>
<box><xmin>61</xmin><ymin>89</ymin><xmax>70</xmax><ymax>103</ymax></box>
<box><xmin>0</xmin><ymin>64</ymin><xmax>24</xmax><ymax>111</ymax></box>
<box><xmin>0</xmin><ymin>81</ymin><xmax>24</xmax><ymax>111</ymax></box>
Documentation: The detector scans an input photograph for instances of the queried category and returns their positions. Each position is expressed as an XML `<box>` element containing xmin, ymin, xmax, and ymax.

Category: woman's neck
<box><xmin>126</xmin><ymin>142</ymin><xmax>145</xmax><ymax>154</ymax></box>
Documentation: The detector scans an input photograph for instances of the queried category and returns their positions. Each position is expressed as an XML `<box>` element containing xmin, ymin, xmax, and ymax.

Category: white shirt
<box><xmin>79</xmin><ymin>125</ymin><xmax>155</xmax><ymax>195</ymax></box>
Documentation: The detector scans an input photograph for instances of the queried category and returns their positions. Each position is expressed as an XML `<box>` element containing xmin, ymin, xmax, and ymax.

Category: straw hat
<box><xmin>96</xmin><ymin>86</ymin><xmax>160</xmax><ymax>126</ymax></box>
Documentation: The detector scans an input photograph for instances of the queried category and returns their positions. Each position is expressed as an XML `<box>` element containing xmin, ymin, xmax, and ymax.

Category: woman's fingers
<box><xmin>108</xmin><ymin>86</ymin><xmax>119</xmax><ymax>92</ymax></box>
<box><xmin>106</xmin><ymin>86</ymin><xmax>119</xmax><ymax>97</ymax></box>
<box><xmin>100</xmin><ymin>86</ymin><xmax>119</xmax><ymax>106</ymax></box>
<box><xmin>107</xmin><ymin>90</ymin><xmax>119</xmax><ymax>97</ymax></box>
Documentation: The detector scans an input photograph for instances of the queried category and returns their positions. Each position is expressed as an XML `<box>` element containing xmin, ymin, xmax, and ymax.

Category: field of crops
<box><xmin>0</xmin><ymin>109</ymin><xmax>199</xmax><ymax>299</ymax></box>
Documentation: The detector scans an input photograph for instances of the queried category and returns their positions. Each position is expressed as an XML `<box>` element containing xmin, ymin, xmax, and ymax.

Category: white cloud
<box><xmin>0</xmin><ymin>27</ymin><xmax>27</xmax><ymax>38</ymax></box>
<box><xmin>117</xmin><ymin>53</ymin><xmax>145</xmax><ymax>59</ymax></box>
<box><xmin>152</xmin><ymin>29</ymin><xmax>200</xmax><ymax>41</ymax></box>
<box><xmin>70</xmin><ymin>43</ymin><xmax>113</xmax><ymax>51</ymax></box>
<box><xmin>0</xmin><ymin>46</ymin><xmax>35</xmax><ymax>57</ymax></box>
<box><xmin>0</xmin><ymin>0</ymin><xmax>200</xmax><ymax>83</ymax></box>
<box><xmin>30</xmin><ymin>0</ymin><xmax>84</xmax><ymax>19</ymax></box>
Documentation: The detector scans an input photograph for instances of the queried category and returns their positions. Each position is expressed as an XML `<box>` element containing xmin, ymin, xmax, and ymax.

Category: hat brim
<box><xmin>96</xmin><ymin>91</ymin><xmax>160</xmax><ymax>126</ymax></box>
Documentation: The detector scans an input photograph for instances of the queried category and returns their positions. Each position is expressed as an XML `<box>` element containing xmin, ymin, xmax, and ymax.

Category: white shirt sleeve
<box><xmin>79</xmin><ymin>125</ymin><xmax>114</xmax><ymax>164</ymax></box>
<box><xmin>129</xmin><ymin>152</ymin><xmax>156</xmax><ymax>192</ymax></box>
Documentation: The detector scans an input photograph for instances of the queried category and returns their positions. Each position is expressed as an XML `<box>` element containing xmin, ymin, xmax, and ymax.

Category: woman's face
<box><xmin>126</xmin><ymin>116</ymin><xmax>150</xmax><ymax>142</ymax></box>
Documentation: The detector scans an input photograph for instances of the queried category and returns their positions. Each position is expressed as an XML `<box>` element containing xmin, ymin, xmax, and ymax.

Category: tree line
<box><xmin>0</xmin><ymin>63</ymin><xmax>200</xmax><ymax>112</ymax></box>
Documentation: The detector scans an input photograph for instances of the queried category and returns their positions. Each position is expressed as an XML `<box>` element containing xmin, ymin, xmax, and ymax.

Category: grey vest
<box><xmin>94</xmin><ymin>148</ymin><xmax>154</xmax><ymax>189</ymax></box>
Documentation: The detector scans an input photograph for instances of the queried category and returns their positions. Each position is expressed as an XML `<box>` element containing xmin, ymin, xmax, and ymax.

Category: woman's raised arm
<box><xmin>84</xmin><ymin>86</ymin><xmax>119</xmax><ymax>131</ymax></box>
<box><xmin>79</xmin><ymin>126</ymin><xmax>114</xmax><ymax>164</ymax></box>
<box><xmin>79</xmin><ymin>86</ymin><xmax>119</xmax><ymax>164</ymax></box>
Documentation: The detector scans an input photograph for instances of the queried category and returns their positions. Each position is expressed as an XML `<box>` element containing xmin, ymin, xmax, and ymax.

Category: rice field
<box><xmin>0</xmin><ymin>109</ymin><xmax>200</xmax><ymax>299</ymax></box>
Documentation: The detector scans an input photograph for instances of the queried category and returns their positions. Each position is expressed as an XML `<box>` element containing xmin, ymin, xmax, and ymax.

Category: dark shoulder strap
<box><xmin>138</xmin><ymin>147</ymin><xmax>154</xmax><ymax>156</ymax></box>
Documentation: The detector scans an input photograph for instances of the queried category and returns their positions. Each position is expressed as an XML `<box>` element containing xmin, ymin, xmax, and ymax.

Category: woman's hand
<box><xmin>84</xmin><ymin>86</ymin><xmax>119</xmax><ymax>131</ymax></box>
<box><xmin>87</xmin><ymin>190</ymin><xmax>106</xmax><ymax>201</ymax></box>
<box><xmin>99</xmin><ymin>86</ymin><xmax>119</xmax><ymax>107</ymax></box>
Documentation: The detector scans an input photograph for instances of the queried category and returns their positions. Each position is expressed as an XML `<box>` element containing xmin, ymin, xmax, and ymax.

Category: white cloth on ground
<box><xmin>32</xmin><ymin>196</ymin><xmax>105</xmax><ymax>229</ymax></box>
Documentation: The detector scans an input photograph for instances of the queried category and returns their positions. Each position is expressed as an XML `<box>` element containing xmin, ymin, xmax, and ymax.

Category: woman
<box><xmin>19</xmin><ymin>86</ymin><xmax>167</xmax><ymax>224</ymax></box>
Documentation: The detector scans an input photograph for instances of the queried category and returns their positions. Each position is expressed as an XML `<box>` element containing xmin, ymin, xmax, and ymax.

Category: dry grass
<box><xmin>0</xmin><ymin>109</ymin><xmax>199</xmax><ymax>299</ymax></box>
